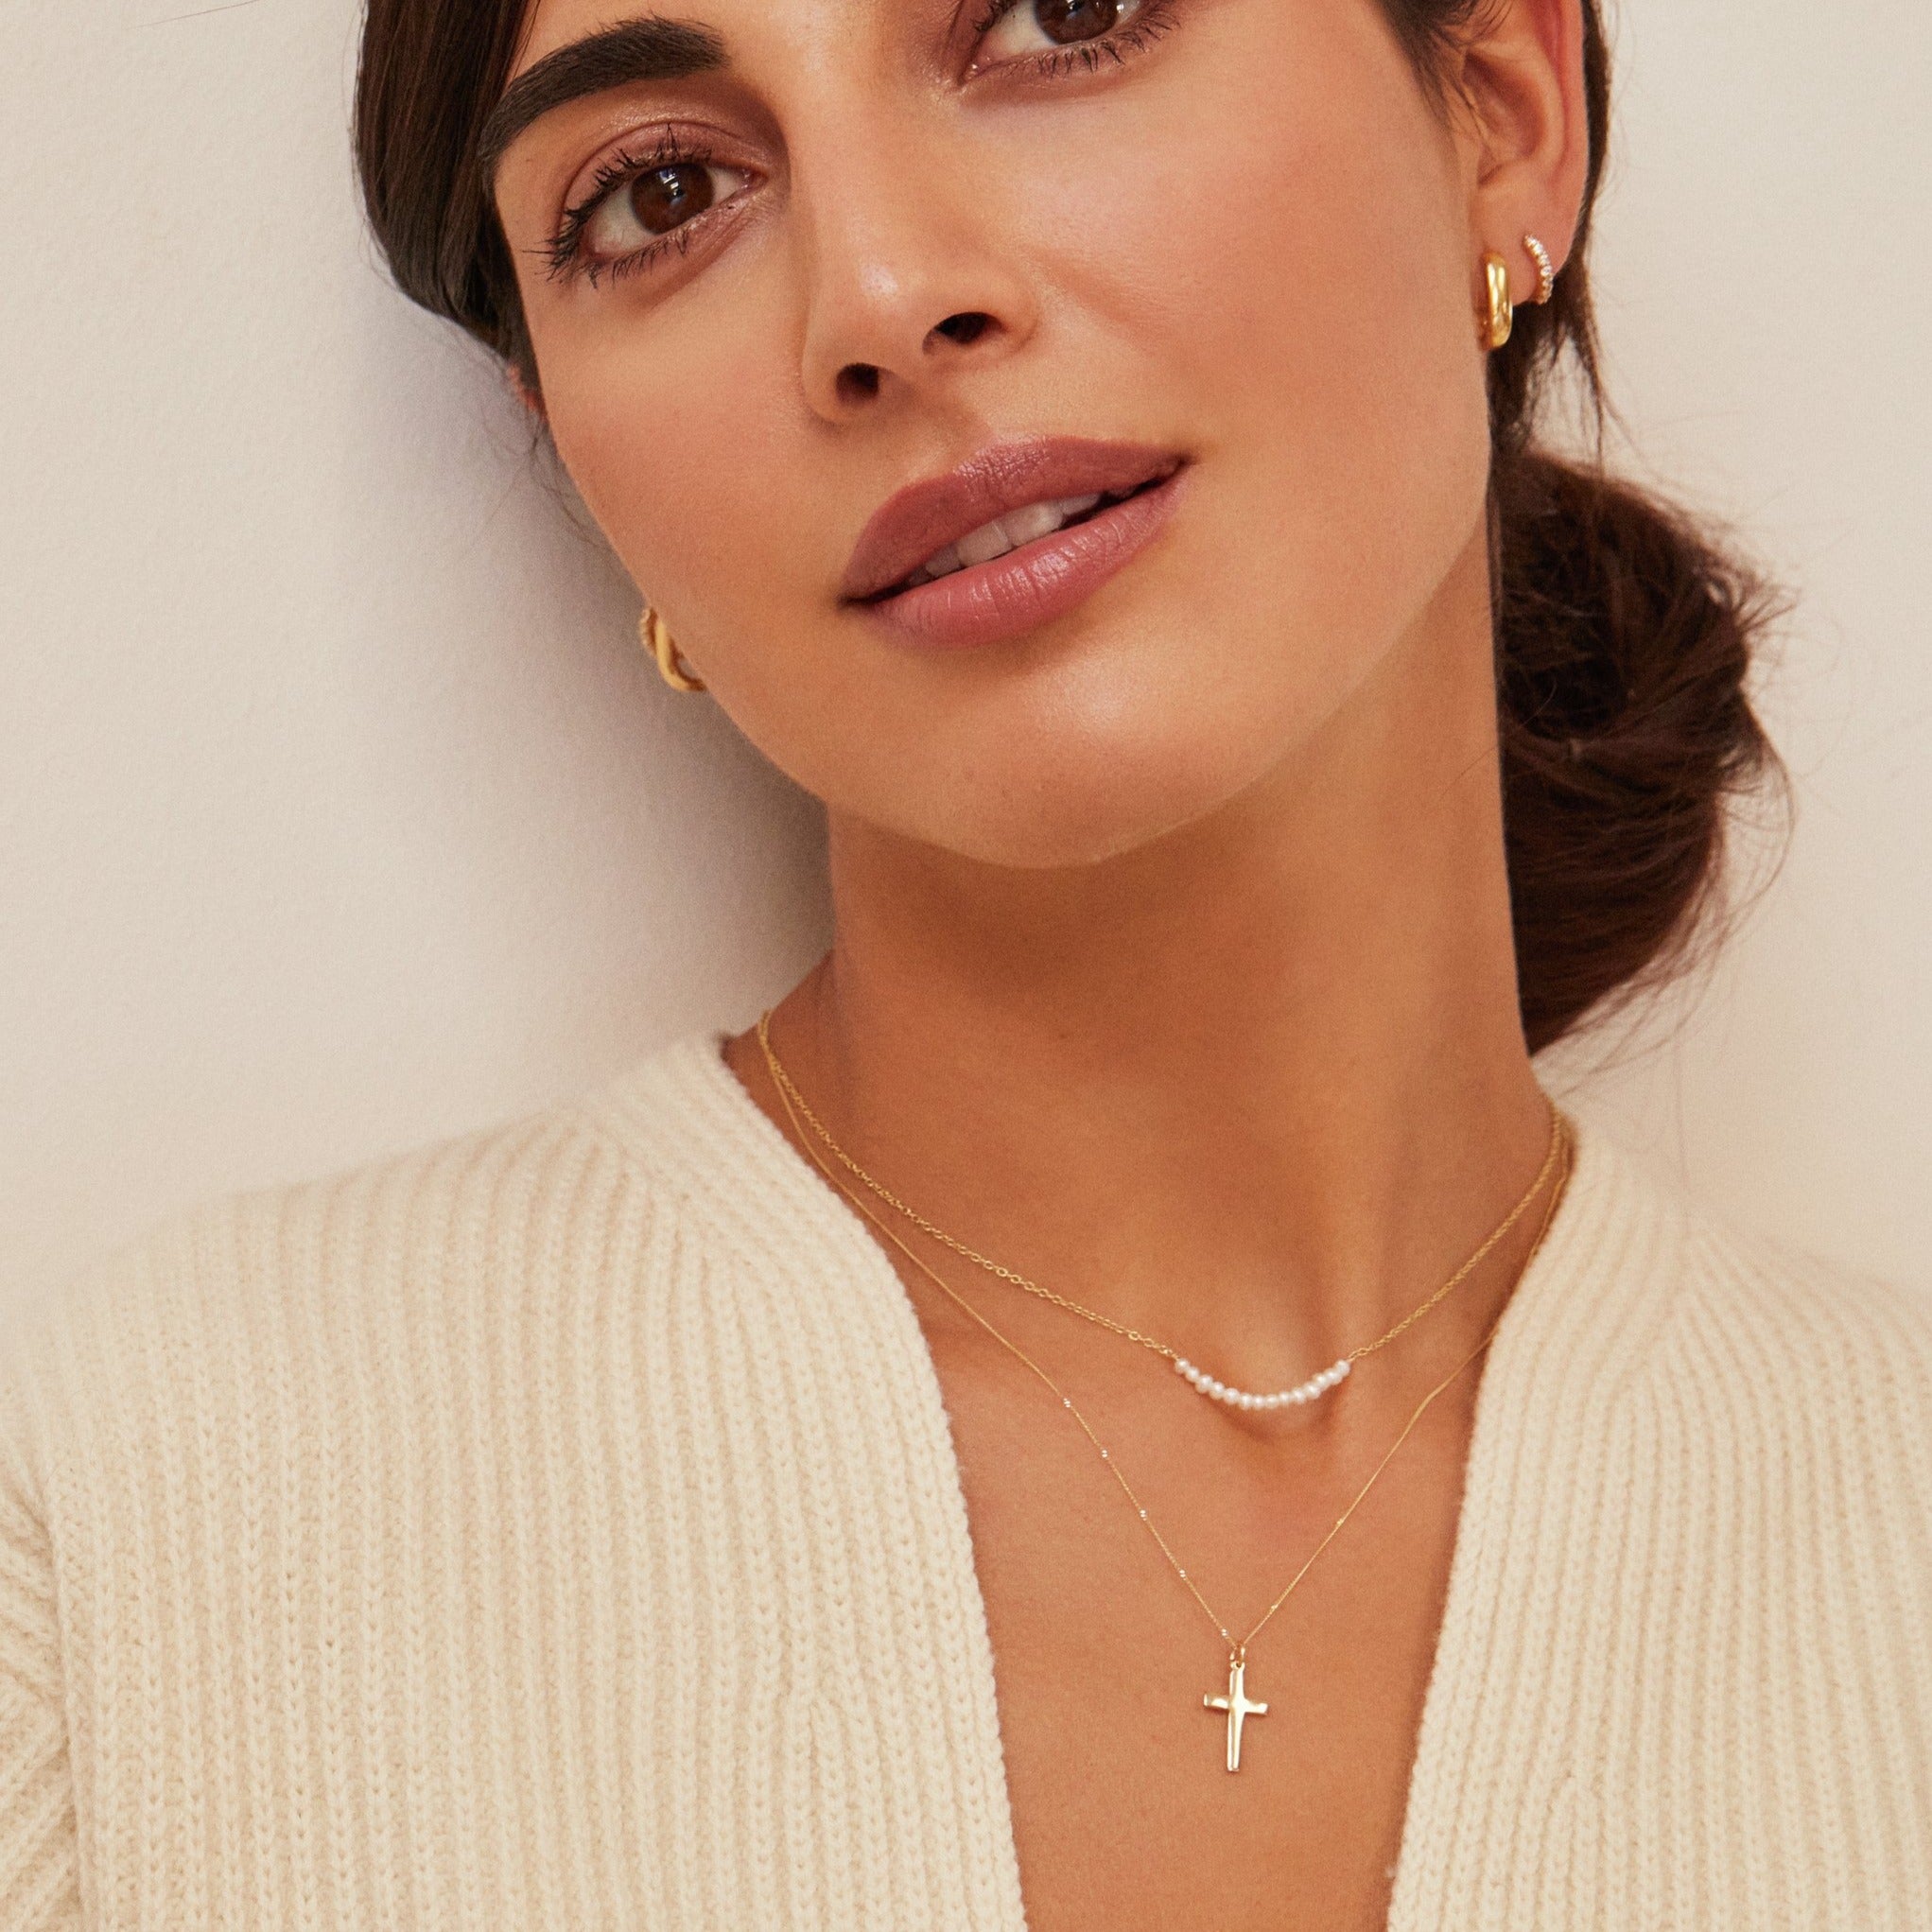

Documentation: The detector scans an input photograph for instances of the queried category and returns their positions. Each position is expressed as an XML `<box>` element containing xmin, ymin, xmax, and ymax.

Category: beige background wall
<box><xmin>4</xmin><ymin>0</ymin><xmax>1927</xmax><ymax>1314</ymax></box>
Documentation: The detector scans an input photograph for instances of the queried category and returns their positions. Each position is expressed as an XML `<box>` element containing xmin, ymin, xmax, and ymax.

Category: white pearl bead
<box><xmin>1175</xmin><ymin>1355</ymin><xmax>1360</xmax><ymax>1410</ymax></box>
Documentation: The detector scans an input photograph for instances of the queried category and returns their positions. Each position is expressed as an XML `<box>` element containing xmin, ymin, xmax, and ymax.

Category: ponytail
<box><xmin>1387</xmin><ymin>0</ymin><xmax>1785</xmax><ymax>1048</ymax></box>
<box><xmin>1492</xmin><ymin>452</ymin><xmax>1782</xmax><ymax>1051</ymax></box>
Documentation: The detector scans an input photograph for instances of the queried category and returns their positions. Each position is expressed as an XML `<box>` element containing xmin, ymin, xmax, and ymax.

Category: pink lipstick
<box><xmin>843</xmin><ymin>437</ymin><xmax>1188</xmax><ymax>651</ymax></box>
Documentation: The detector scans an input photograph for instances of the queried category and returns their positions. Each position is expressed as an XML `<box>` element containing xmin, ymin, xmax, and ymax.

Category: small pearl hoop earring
<box><xmin>640</xmin><ymin>606</ymin><xmax>706</xmax><ymax>693</ymax></box>
<box><xmin>1523</xmin><ymin>234</ymin><xmax>1557</xmax><ymax>306</ymax></box>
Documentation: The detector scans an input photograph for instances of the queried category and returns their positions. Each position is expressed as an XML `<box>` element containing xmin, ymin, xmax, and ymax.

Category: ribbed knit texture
<box><xmin>2</xmin><ymin>1031</ymin><xmax>1928</xmax><ymax>1928</ymax></box>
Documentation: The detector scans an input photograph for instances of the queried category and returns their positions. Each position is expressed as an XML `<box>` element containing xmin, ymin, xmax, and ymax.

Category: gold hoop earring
<box><xmin>1479</xmin><ymin>252</ymin><xmax>1513</xmax><ymax>351</ymax></box>
<box><xmin>1523</xmin><ymin>234</ymin><xmax>1557</xmax><ymax>305</ymax></box>
<box><xmin>640</xmin><ymin>606</ymin><xmax>705</xmax><ymax>693</ymax></box>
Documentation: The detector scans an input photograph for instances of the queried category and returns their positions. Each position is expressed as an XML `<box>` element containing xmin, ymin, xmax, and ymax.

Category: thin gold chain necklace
<box><xmin>757</xmin><ymin>1026</ymin><xmax>1574</xmax><ymax>1771</ymax></box>
<box><xmin>757</xmin><ymin>1012</ymin><xmax>1566</xmax><ymax>1413</ymax></box>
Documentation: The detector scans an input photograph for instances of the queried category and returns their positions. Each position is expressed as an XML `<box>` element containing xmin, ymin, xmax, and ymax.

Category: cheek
<box><xmin>536</xmin><ymin>282</ymin><xmax>811</xmax><ymax>627</ymax></box>
<box><xmin>1020</xmin><ymin>5</ymin><xmax>1489</xmax><ymax>675</ymax></box>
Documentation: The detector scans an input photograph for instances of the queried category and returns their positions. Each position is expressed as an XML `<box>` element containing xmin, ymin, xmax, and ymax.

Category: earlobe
<box><xmin>503</xmin><ymin>361</ymin><xmax>548</xmax><ymax>422</ymax></box>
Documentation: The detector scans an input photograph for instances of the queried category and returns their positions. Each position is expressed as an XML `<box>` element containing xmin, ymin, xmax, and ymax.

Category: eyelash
<box><xmin>539</xmin><ymin>0</ymin><xmax>1183</xmax><ymax>288</ymax></box>
<box><xmin>968</xmin><ymin>0</ymin><xmax>1180</xmax><ymax>81</ymax></box>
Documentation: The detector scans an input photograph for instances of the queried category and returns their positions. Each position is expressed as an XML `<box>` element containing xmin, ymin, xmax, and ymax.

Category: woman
<box><xmin>2</xmin><ymin>0</ymin><xmax>1926</xmax><ymax>1924</ymax></box>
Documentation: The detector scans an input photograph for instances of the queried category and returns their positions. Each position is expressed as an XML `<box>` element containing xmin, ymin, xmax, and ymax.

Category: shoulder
<box><xmin>1510</xmin><ymin>1122</ymin><xmax>1932</xmax><ymax>1814</ymax></box>
<box><xmin>0</xmin><ymin>1031</ymin><xmax>757</xmax><ymax>1484</ymax></box>
<box><xmin>1656</xmin><ymin>1145</ymin><xmax>1931</xmax><ymax>1397</ymax></box>
<box><xmin>1567</xmin><ymin>1114</ymin><xmax>1932</xmax><ymax>1359</ymax></box>
<box><xmin>1572</xmin><ymin>1116</ymin><xmax>1932</xmax><ymax>1496</ymax></box>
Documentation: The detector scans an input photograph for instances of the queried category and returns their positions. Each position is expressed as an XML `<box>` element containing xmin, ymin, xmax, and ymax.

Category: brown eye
<box><xmin>630</xmin><ymin>163</ymin><xmax>715</xmax><ymax>235</ymax></box>
<box><xmin>1032</xmin><ymin>0</ymin><xmax>1119</xmax><ymax>43</ymax></box>
<box><xmin>573</xmin><ymin>153</ymin><xmax>752</xmax><ymax>272</ymax></box>
<box><xmin>972</xmin><ymin>0</ymin><xmax>1150</xmax><ymax>67</ymax></box>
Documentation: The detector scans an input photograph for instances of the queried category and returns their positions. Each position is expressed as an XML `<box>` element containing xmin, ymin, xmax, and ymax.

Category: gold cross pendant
<box><xmin>1203</xmin><ymin>1654</ymin><xmax>1269</xmax><ymax>1771</ymax></box>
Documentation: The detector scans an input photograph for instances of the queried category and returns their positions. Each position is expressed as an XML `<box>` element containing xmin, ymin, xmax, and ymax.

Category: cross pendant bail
<box><xmin>1203</xmin><ymin>1651</ymin><xmax>1269</xmax><ymax>1771</ymax></box>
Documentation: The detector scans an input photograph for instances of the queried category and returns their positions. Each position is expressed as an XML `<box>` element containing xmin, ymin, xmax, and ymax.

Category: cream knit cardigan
<box><xmin>3</xmin><ymin>1032</ymin><xmax>1929</xmax><ymax>1929</ymax></box>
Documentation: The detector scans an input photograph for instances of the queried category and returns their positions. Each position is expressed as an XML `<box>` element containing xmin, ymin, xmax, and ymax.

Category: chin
<box><xmin>879</xmin><ymin>698</ymin><xmax>1296</xmax><ymax>873</ymax></box>
<box><xmin>881</xmin><ymin>587</ymin><xmax>1401</xmax><ymax>870</ymax></box>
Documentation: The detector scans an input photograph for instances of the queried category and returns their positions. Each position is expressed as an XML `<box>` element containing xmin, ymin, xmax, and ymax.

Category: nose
<box><xmin>792</xmin><ymin>118</ymin><xmax>1038</xmax><ymax>421</ymax></box>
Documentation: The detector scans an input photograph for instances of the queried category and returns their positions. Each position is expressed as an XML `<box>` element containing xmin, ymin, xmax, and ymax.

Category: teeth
<box><xmin>901</xmin><ymin>493</ymin><xmax>1105</xmax><ymax>588</ymax></box>
<box><xmin>998</xmin><ymin>498</ymin><xmax>1069</xmax><ymax>548</ymax></box>
<box><xmin>955</xmin><ymin>519</ymin><xmax>1017</xmax><ymax>568</ymax></box>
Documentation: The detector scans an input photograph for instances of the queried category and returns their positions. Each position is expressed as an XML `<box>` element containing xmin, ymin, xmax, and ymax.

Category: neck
<box><xmin>736</xmin><ymin>564</ymin><xmax>1554</xmax><ymax>1391</ymax></box>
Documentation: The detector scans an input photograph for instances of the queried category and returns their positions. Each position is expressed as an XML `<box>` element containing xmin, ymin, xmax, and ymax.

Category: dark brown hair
<box><xmin>354</xmin><ymin>0</ymin><xmax>1783</xmax><ymax>1054</ymax></box>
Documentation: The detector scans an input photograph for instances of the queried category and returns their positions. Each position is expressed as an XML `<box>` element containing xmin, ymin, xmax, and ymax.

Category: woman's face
<box><xmin>492</xmin><ymin>0</ymin><xmax>1512</xmax><ymax>866</ymax></box>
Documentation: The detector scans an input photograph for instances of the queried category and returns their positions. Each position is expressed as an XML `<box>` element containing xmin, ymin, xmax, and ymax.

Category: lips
<box><xmin>841</xmin><ymin>438</ymin><xmax>1187</xmax><ymax>607</ymax></box>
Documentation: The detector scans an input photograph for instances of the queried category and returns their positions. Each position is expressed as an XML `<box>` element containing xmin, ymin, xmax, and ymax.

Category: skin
<box><xmin>491</xmin><ymin>0</ymin><xmax>1590</xmax><ymax>1924</ymax></box>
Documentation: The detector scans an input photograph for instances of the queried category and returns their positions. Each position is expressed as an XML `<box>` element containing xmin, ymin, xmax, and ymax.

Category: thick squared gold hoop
<box><xmin>1479</xmin><ymin>252</ymin><xmax>1514</xmax><ymax>351</ymax></box>
<box><xmin>640</xmin><ymin>607</ymin><xmax>706</xmax><ymax>693</ymax></box>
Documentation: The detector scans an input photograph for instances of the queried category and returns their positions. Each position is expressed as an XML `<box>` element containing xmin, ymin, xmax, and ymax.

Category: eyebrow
<box><xmin>478</xmin><ymin>16</ymin><xmax>730</xmax><ymax>183</ymax></box>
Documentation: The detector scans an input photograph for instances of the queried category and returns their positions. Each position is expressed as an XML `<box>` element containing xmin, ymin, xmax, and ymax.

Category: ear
<box><xmin>1452</xmin><ymin>0</ymin><xmax>1592</xmax><ymax>305</ymax></box>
